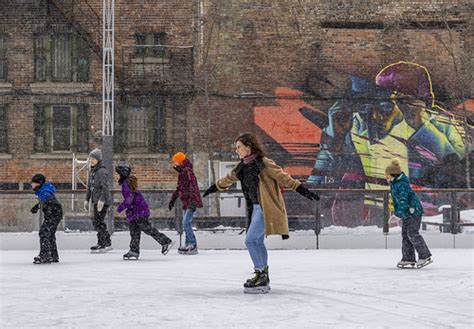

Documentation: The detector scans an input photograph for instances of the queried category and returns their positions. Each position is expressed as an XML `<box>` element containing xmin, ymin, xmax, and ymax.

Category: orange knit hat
<box><xmin>172</xmin><ymin>152</ymin><xmax>186</xmax><ymax>164</ymax></box>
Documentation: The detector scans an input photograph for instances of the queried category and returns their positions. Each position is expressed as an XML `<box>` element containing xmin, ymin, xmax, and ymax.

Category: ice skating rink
<box><xmin>1</xmin><ymin>248</ymin><xmax>473</xmax><ymax>328</ymax></box>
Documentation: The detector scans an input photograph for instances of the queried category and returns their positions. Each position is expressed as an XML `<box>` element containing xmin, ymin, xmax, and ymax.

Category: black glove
<box><xmin>189</xmin><ymin>203</ymin><xmax>197</xmax><ymax>212</ymax></box>
<box><xmin>296</xmin><ymin>185</ymin><xmax>320</xmax><ymax>201</ymax></box>
<box><xmin>168</xmin><ymin>199</ymin><xmax>175</xmax><ymax>211</ymax></box>
<box><xmin>31</xmin><ymin>203</ymin><xmax>40</xmax><ymax>214</ymax></box>
<box><xmin>203</xmin><ymin>184</ymin><xmax>218</xmax><ymax>198</ymax></box>
<box><xmin>282</xmin><ymin>234</ymin><xmax>289</xmax><ymax>240</ymax></box>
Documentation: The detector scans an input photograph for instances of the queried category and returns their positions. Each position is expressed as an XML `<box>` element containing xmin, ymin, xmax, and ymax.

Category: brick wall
<box><xmin>0</xmin><ymin>0</ymin><xmax>472</xmax><ymax>191</ymax></box>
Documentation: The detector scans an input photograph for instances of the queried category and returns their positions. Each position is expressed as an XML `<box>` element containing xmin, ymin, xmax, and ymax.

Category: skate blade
<box><xmin>178</xmin><ymin>249</ymin><xmax>198</xmax><ymax>255</ymax></box>
<box><xmin>123</xmin><ymin>257</ymin><xmax>139</xmax><ymax>260</ymax></box>
<box><xmin>243</xmin><ymin>286</ymin><xmax>270</xmax><ymax>294</ymax></box>
<box><xmin>91</xmin><ymin>247</ymin><xmax>113</xmax><ymax>254</ymax></box>
<box><xmin>397</xmin><ymin>264</ymin><xmax>416</xmax><ymax>269</ymax></box>
<box><xmin>416</xmin><ymin>259</ymin><xmax>433</xmax><ymax>269</ymax></box>
<box><xmin>162</xmin><ymin>241</ymin><xmax>174</xmax><ymax>255</ymax></box>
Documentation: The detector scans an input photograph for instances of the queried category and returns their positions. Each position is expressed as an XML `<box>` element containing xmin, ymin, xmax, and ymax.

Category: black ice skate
<box><xmin>33</xmin><ymin>256</ymin><xmax>52</xmax><ymax>264</ymax></box>
<box><xmin>397</xmin><ymin>260</ymin><xmax>416</xmax><ymax>269</ymax></box>
<box><xmin>178</xmin><ymin>244</ymin><xmax>198</xmax><ymax>255</ymax></box>
<box><xmin>416</xmin><ymin>257</ymin><xmax>433</xmax><ymax>269</ymax></box>
<box><xmin>246</xmin><ymin>266</ymin><xmax>270</xmax><ymax>290</ymax></box>
<box><xmin>161</xmin><ymin>241</ymin><xmax>174</xmax><ymax>255</ymax></box>
<box><xmin>123</xmin><ymin>251</ymin><xmax>139</xmax><ymax>260</ymax></box>
<box><xmin>243</xmin><ymin>270</ymin><xmax>270</xmax><ymax>294</ymax></box>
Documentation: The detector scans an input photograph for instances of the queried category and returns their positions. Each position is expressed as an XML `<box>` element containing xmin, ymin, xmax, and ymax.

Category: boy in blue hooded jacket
<box><xmin>385</xmin><ymin>159</ymin><xmax>432</xmax><ymax>269</ymax></box>
<box><xmin>31</xmin><ymin>174</ymin><xmax>63</xmax><ymax>264</ymax></box>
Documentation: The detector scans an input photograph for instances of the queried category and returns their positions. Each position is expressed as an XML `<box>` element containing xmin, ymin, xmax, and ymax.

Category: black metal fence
<box><xmin>1</xmin><ymin>189</ymin><xmax>472</xmax><ymax>246</ymax></box>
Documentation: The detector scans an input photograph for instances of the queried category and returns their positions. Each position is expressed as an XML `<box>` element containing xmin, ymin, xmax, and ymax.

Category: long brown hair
<box><xmin>235</xmin><ymin>133</ymin><xmax>266</xmax><ymax>157</ymax></box>
<box><xmin>126</xmin><ymin>175</ymin><xmax>138</xmax><ymax>192</ymax></box>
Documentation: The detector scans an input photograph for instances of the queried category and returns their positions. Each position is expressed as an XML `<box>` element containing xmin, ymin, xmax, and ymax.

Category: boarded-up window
<box><xmin>128</xmin><ymin>106</ymin><xmax>148</xmax><ymax>149</ymax></box>
<box><xmin>115</xmin><ymin>99</ymin><xmax>166</xmax><ymax>153</ymax></box>
<box><xmin>52</xmin><ymin>106</ymin><xmax>72</xmax><ymax>151</ymax></box>
<box><xmin>34</xmin><ymin>104</ymin><xmax>89</xmax><ymax>153</ymax></box>
<box><xmin>34</xmin><ymin>33</ymin><xmax>89</xmax><ymax>82</ymax></box>
<box><xmin>52</xmin><ymin>34</ymin><xmax>72</xmax><ymax>81</ymax></box>
<box><xmin>148</xmin><ymin>98</ymin><xmax>166</xmax><ymax>152</ymax></box>
<box><xmin>0</xmin><ymin>34</ymin><xmax>6</xmax><ymax>80</ymax></box>
<box><xmin>0</xmin><ymin>105</ymin><xmax>7</xmax><ymax>152</ymax></box>
<box><xmin>135</xmin><ymin>32</ymin><xmax>167</xmax><ymax>58</ymax></box>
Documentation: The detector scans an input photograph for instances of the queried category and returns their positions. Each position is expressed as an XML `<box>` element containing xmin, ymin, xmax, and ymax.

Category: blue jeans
<box><xmin>245</xmin><ymin>204</ymin><xmax>268</xmax><ymax>271</ymax></box>
<box><xmin>183</xmin><ymin>209</ymin><xmax>197</xmax><ymax>246</ymax></box>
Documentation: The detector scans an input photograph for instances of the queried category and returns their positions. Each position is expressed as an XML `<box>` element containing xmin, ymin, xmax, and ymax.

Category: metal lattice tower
<box><xmin>102</xmin><ymin>0</ymin><xmax>115</xmax><ymax>234</ymax></box>
<box><xmin>102</xmin><ymin>0</ymin><xmax>114</xmax><ymax>136</ymax></box>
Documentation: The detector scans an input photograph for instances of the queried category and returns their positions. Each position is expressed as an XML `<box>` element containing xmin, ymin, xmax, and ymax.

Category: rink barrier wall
<box><xmin>0</xmin><ymin>188</ymin><xmax>472</xmax><ymax>249</ymax></box>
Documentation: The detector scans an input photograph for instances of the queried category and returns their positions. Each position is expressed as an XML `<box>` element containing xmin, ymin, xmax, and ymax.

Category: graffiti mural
<box><xmin>254</xmin><ymin>61</ymin><xmax>473</xmax><ymax>227</ymax></box>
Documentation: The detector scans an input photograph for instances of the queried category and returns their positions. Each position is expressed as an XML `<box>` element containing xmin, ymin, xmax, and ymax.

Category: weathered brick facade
<box><xmin>0</xmin><ymin>0</ymin><xmax>472</xmax><ymax>192</ymax></box>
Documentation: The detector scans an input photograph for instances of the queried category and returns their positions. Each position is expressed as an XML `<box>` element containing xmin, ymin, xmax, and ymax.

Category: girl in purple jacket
<box><xmin>169</xmin><ymin>152</ymin><xmax>203</xmax><ymax>255</ymax></box>
<box><xmin>116</xmin><ymin>164</ymin><xmax>173</xmax><ymax>260</ymax></box>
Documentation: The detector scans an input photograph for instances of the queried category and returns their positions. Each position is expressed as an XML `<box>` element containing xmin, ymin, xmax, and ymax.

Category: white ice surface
<box><xmin>1</xmin><ymin>249</ymin><xmax>473</xmax><ymax>328</ymax></box>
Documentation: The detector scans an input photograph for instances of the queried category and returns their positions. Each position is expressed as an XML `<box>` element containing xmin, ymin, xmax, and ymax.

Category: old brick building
<box><xmin>0</xmin><ymin>0</ymin><xmax>472</xmax><ymax>192</ymax></box>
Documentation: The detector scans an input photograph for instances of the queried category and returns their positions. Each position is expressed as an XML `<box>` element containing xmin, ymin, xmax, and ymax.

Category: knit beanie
<box><xmin>89</xmin><ymin>148</ymin><xmax>102</xmax><ymax>162</ymax></box>
<box><xmin>172</xmin><ymin>152</ymin><xmax>186</xmax><ymax>164</ymax></box>
<box><xmin>31</xmin><ymin>173</ymin><xmax>46</xmax><ymax>186</ymax></box>
<box><xmin>385</xmin><ymin>158</ymin><xmax>402</xmax><ymax>176</ymax></box>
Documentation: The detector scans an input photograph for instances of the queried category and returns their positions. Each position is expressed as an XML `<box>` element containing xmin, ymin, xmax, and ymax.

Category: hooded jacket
<box><xmin>117</xmin><ymin>180</ymin><xmax>150</xmax><ymax>222</ymax></box>
<box><xmin>390</xmin><ymin>173</ymin><xmax>424</xmax><ymax>220</ymax></box>
<box><xmin>34</xmin><ymin>182</ymin><xmax>63</xmax><ymax>220</ymax></box>
<box><xmin>171</xmin><ymin>159</ymin><xmax>203</xmax><ymax>210</ymax></box>
<box><xmin>86</xmin><ymin>162</ymin><xmax>112</xmax><ymax>205</ymax></box>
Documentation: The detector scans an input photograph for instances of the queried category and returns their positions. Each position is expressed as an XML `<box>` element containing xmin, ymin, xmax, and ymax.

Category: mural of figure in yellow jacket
<box><xmin>303</xmin><ymin>61</ymin><xmax>467</xmax><ymax>227</ymax></box>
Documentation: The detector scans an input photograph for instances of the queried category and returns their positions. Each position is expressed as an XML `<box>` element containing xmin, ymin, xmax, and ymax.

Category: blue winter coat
<box><xmin>390</xmin><ymin>173</ymin><xmax>424</xmax><ymax>220</ymax></box>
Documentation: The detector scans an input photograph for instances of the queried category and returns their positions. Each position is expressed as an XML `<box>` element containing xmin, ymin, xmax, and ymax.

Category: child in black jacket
<box><xmin>30</xmin><ymin>174</ymin><xmax>63</xmax><ymax>264</ymax></box>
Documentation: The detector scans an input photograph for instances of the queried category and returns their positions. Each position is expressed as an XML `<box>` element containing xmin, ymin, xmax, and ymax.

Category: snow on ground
<box><xmin>1</xmin><ymin>249</ymin><xmax>473</xmax><ymax>328</ymax></box>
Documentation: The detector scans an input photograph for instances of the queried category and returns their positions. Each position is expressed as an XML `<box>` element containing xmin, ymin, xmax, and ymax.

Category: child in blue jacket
<box><xmin>385</xmin><ymin>159</ymin><xmax>432</xmax><ymax>269</ymax></box>
<box><xmin>30</xmin><ymin>174</ymin><xmax>63</xmax><ymax>264</ymax></box>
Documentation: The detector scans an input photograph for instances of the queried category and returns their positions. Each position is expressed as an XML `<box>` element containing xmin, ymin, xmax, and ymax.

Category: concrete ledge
<box><xmin>30</xmin><ymin>82</ymin><xmax>94</xmax><ymax>94</ymax></box>
<box><xmin>0</xmin><ymin>153</ymin><xmax>12</xmax><ymax>160</ymax></box>
<box><xmin>30</xmin><ymin>153</ymin><xmax>82</xmax><ymax>159</ymax></box>
<box><xmin>114</xmin><ymin>153</ymin><xmax>170</xmax><ymax>160</ymax></box>
<box><xmin>29</xmin><ymin>153</ymin><xmax>170</xmax><ymax>160</ymax></box>
<box><xmin>0</xmin><ymin>82</ymin><xmax>12</xmax><ymax>93</ymax></box>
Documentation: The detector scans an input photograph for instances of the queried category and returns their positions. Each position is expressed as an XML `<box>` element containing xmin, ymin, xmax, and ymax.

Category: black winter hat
<box><xmin>115</xmin><ymin>164</ymin><xmax>131</xmax><ymax>178</ymax></box>
<box><xmin>31</xmin><ymin>173</ymin><xmax>46</xmax><ymax>186</ymax></box>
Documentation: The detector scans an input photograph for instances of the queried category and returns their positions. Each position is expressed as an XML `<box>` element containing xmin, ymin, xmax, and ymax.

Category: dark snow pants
<box><xmin>128</xmin><ymin>217</ymin><xmax>171</xmax><ymax>253</ymax></box>
<box><xmin>401</xmin><ymin>216</ymin><xmax>432</xmax><ymax>261</ymax></box>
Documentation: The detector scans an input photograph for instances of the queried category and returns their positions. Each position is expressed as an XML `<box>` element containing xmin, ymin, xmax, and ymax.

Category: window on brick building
<box><xmin>135</xmin><ymin>32</ymin><xmax>167</xmax><ymax>58</ymax></box>
<box><xmin>0</xmin><ymin>105</ymin><xmax>7</xmax><ymax>153</ymax></box>
<box><xmin>0</xmin><ymin>34</ymin><xmax>7</xmax><ymax>80</ymax></box>
<box><xmin>114</xmin><ymin>98</ymin><xmax>166</xmax><ymax>153</ymax></box>
<box><xmin>34</xmin><ymin>104</ymin><xmax>89</xmax><ymax>153</ymax></box>
<box><xmin>34</xmin><ymin>33</ymin><xmax>90</xmax><ymax>82</ymax></box>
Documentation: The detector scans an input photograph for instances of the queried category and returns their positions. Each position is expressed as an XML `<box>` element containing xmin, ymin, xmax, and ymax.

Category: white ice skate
<box><xmin>397</xmin><ymin>260</ymin><xmax>416</xmax><ymax>269</ymax></box>
<box><xmin>178</xmin><ymin>244</ymin><xmax>198</xmax><ymax>255</ymax></box>
<box><xmin>123</xmin><ymin>251</ymin><xmax>139</xmax><ymax>260</ymax></box>
<box><xmin>416</xmin><ymin>257</ymin><xmax>433</xmax><ymax>269</ymax></box>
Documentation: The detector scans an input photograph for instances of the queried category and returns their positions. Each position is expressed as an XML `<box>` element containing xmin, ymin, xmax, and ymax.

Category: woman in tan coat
<box><xmin>203</xmin><ymin>133</ymin><xmax>319</xmax><ymax>294</ymax></box>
